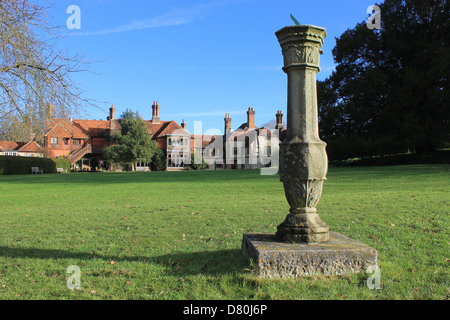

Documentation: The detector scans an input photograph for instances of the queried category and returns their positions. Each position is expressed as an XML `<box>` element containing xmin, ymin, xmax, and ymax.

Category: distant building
<box><xmin>44</xmin><ymin>101</ymin><xmax>190</xmax><ymax>171</ymax></box>
<box><xmin>147</xmin><ymin>101</ymin><xmax>190</xmax><ymax>171</ymax></box>
<box><xmin>0</xmin><ymin>140</ymin><xmax>45</xmax><ymax>158</ymax></box>
<box><xmin>193</xmin><ymin>108</ymin><xmax>286</xmax><ymax>170</ymax></box>
<box><xmin>44</xmin><ymin>102</ymin><xmax>285</xmax><ymax>171</ymax></box>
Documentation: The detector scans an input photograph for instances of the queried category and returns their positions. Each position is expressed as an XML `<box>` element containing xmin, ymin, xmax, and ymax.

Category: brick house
<box><xmin>0</xmin><ymin>140</ymin><xmax>45</xmax><ymax>158</ymax></box>
<box><xmin>147</xmin><ymin>101</ymin><xmax>190</xmax><ymax>170</ymax></box>
<box><xmin>44</xmin><ymin>102</ymin><xmax>190</xmax><ymax>170</ymax></box>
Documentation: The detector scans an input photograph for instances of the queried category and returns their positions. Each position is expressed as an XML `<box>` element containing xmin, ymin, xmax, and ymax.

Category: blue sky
<box><xmin>47</xmin><ymin>0</ymin><xmax>379</xmax><ymax>134</ymax></box>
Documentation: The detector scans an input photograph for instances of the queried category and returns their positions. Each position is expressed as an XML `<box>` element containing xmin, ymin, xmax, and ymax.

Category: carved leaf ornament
<box><xmin>282</xmin><ymin>44</ymin><xmax>320</xmax><ymax>67</ymax></box>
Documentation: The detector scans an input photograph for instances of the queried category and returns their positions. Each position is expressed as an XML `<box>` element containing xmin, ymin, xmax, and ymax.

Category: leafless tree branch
<box><xmin>0</xmin><ymin>0</ymin><xmax>100</xmax><ymax>143</ymax></box>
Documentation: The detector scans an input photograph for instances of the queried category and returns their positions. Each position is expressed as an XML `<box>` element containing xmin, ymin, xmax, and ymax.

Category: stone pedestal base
<box><xmin>276</xmin><ymin>212</ymin><xmax>330</xmax><ymax>243</ymax></box>
<box><xmin>241</xmin><ymin>232</ymin><xmax>378</xmax><ymax>277</ymax></box>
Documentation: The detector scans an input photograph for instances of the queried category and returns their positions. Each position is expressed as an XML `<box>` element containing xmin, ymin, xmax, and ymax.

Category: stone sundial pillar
<box><xmin>241</xmin><ymin>23</ymin><xmax>378</xmax><ymax>278</ymax></box>
<box><xmin>275</xmin><ymin>25</ymin><xmax>330</xmax><ymax>243</ymax></box>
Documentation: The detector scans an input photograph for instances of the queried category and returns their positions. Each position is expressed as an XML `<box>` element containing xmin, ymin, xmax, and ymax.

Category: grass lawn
<box><xmin>0</xmin><ymin>165</ymin><xmax>448</xmax><ymax>300</ymax></box>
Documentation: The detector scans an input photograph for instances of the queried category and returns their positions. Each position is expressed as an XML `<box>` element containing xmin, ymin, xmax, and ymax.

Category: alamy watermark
<box><xmin>366</xmin><ymin>5</ymin><xmax>381</xmax><ymax>30</ymax></box>
<box><xmin>366</xmin><ymin>265</ymin><xmax>382</xmax><ymax>290</ymax></box>
<box><xmin>67</xmin><ymin>5</ymin><xmax>81</xmax><ymax>30</ymax></box>
<box><xmin>66</xmin><ymin>265</ymin><xmax>81</xmax><ymax>290</ymax></box>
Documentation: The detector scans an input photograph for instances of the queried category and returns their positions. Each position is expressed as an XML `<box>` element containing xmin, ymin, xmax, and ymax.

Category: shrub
<box><xmin>150</xmin><ymin>149</ymin><xmax>167</xmax><ymax>171</ymax></box>
<box><xmin>52</xmin><ymin>158</ymin><xmax>71</xmax><ymax>172</ymax></box>
<box><xmin>0</xmin><ymin>156</ymin><xmax>71</xmax><ymax>175</ymax></box>
<box><xmin>186</xmin><ymin>153</ymin><xmax>207</xmax><ymax>170</ymax></box>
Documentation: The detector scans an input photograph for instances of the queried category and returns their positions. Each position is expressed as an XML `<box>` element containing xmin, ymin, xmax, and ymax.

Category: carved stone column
<box><xmin>275</xmin><ymin>25</ymin><xmax>329</xmax><ymax>243</ymax></box>
<box><xmin>241</xmin><ymin>23</ymin><xmax>378</xmax><ymax>277</ymax></box>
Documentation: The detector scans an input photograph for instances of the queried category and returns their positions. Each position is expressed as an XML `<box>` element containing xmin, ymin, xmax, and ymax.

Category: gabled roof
<box><xmin>45</xmin><ymin>118</ymin><xmax>112</xmax><ymax>139</ymax></box>
<box><xmin>227</xmin><ymin>126</ymin><xmax>260</xmax><ymax>140</ymax></box>
<box><xmin>45</xmin><ymin>115</ymin><xmax>189</xmax><ymax>142</ymax></box>
<box><xmin>147</xmin><ymin>120</ymin><xmax>190</xmax><ymax>139</ymax></box>
<box><xmin>158</xmin><ymin>120</ymin><xmax>190</xmax><ymax>137</ymax></box>
<box><xmin>0</xmin><ymin>140</ymin><xmax>43</xmax><ymax>153</ymax></box>
<box><xmin>45</xmin><ymin>122</ymin><xmax>73</xmax><ymax>138</ymax></box>
<box><xmin>17</xmin><ymin>140</ymin><xmax>44</xmax><ymax>153</ymax></box>
<box><xmin>146</xmin><ymin>120</ymin><xmax>171</xmax><ymax>138</ymax></box>
<box><xmin>0</xmin><ymin>141</ymin><xmax>23</xmax><ymax>151</ymax></box>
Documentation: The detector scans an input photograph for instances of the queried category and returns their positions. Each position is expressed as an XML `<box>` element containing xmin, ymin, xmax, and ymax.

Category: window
<box><xmin>5</xmin><ymin>151</ymin><xmax>18</xmax><ymax>156</ymax></box>
<box><xmin>50</xmin><ymin>137</ymin><xmax>58</xmax><ymax>145</ymax></box>
<box><xmin>64</xmin><ymin>138</ymin><xmax>69</xmax><ymax>145</ymax></box>
<box><xmin>168</xmin><ymin>138</ymin><xmax>171</xmax><ymax>146</ymax></box>
<box><xmin>266</xmin><ymin>146</ymin><xmax>271</xmax><ymax>156</ymax></box>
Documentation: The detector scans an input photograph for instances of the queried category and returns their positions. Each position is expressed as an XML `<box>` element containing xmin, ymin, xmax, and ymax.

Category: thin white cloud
<box><xmin>70</xmin><ymin>1</ymin><xmax>225</xmax><ymax>36</ymax></box>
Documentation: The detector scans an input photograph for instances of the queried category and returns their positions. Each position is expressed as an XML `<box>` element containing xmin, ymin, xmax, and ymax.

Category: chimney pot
<box><xmin>152</xmin><ymin>100</ymin><xmax>160</xmax><ymax>124</ymax></box>
<box><xmin>224</xmin><ymin>113</ymin><xmax>232</xmax><ymax>132</ymax></box>
<box><xmin>276</xmin><ymin>110</ymin><xmax>284</xmax><ymax>129</ymax></box>
<box><xmin>109</xmin><ymin>104</ymin><xmax>115</xmax><ymax>120</ymax></box>
<box><xmin>48</xmin><ymin>102</ymin><xmax>53</xmax><ymax>117</ymax></box>
<box><xmin>247</xmin><ymin>107</ymin><xmax>256</xmax><ymax>128</ymax></box>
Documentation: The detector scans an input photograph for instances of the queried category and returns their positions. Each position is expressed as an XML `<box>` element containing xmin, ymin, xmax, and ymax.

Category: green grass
<box><xmin>0</xmin><ymin>165</ymin><xmax>448</xmax><ymax>300</ymax></box>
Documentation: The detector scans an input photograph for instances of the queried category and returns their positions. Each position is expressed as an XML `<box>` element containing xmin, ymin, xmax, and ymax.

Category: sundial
<box><xmin>241</xmin><ymin>19</ymin><xmax>378</xmax><ymax>278</ymax></box>
<box><xmin>290</xmin><ymin>14</ymin><xmax>300</xmax><ymax>25</ymax></box>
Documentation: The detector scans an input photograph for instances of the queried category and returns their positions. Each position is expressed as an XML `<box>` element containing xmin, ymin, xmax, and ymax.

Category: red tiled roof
<box><xmin>46</xmin><ymin>118</ymin><xmax>112</xmax><ymax>139</ymax></box>
<box><xmin>17</xmin><ymin>140</ymin><xmax>44</xmax><ymax>153</ymax></box>
<box><xmin>147</xmin><ymin>120</ymin><xmax>189</xmax><ymax>139</ymax></box>
<box><xmin>158</xmin><ymin>120</ymin><xmax>190</xmax><ymax>137</ymax></box>
<box><xmin>0</xmin><ymin>141</ymin><xmax>22</xmax><ymax>151</ymax></box>
<box><xmin>73</xmin><ymin>119</ymin><xmax>111</xmax><ymax>138</ymax></box>
<box><xmin>45</xmin><ymin>123</ymin><xmax>72</xmax><ymax>138</ymax></box>
<box><xmin>0</xmin><ymin>140</ymin><xmax>43</xmax><ymax>153</ymax></box>
<box><xmin>46</xmin><ymin>117</ymin><xmax>189</xmax><ymax>142</ymax></box>
<box><xmin>146</xmin><ymin>120</ymin><xmax>171</xmax><ymax>138</ymax></box>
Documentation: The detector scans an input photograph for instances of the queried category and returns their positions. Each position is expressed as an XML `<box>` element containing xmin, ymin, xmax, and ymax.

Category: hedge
<box><xmin>0</xmin><ymin>156</ymin><xmax>71</xmax><ymax>175</ymax></box>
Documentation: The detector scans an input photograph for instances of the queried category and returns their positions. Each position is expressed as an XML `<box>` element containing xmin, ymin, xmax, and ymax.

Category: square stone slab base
<box><xmin>241</xmin><ymin>232</ymin><xmax>378</xmax><ymax>277</ymax></box>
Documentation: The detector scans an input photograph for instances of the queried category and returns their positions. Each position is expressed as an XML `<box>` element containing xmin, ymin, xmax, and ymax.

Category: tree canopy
<box><xmin>103</xmin><ymin>110</ymin><xmax>158</xmax><ymax>170</ymax></box>
<box><xmin>318</xmin><ymin>0</ymin><xmax>449</xmax><ymax>160</ymax></box>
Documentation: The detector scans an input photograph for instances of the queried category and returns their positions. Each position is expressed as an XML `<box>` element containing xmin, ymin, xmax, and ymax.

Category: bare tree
<box><xmin>0</xmin><ymin>0</ymin><xmax>94</xmax><ymax>143</ymax></box>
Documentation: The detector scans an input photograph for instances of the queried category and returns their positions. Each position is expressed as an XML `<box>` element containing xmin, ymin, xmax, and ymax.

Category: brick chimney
<box><xmin>247</xmin><ymin>107</ymin><xmax>256</xmax><ymax>129</ymax></box>
<box><xmin>152</xmin><ymin>101</ymin><xmax>160</xmax><ymax>124</ymax></box>
<box><xmin>276</xmin><ymin>110</ymin><xmax>284</xmax><ymax>129</ymax></box>
<box><xmin>224</xmin><ymin>113</ymin><xmax>231</xmax><ymax>133</ymax></box>
<box><xmin>181</xmin><ymin>119</ymin><xmax>186</xmax><ymax>129</ymax></box>
<box><xmin>48</xmin><ymin>102</ymin><xmax>53</xmax><ymax>118</ymax></box>
<box><xmin>108</xmin><ymin>104</ymin><xmax>115</xmax><ymax>120</ymax></box>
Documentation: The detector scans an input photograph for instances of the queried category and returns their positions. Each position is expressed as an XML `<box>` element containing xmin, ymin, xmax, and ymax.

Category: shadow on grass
<box><xmin>0</xmin><ymin>246</ymin><xmax>250</xmax><ymax>276</ymax></box>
